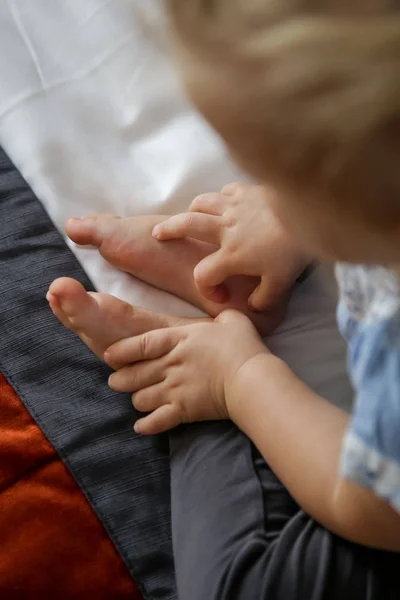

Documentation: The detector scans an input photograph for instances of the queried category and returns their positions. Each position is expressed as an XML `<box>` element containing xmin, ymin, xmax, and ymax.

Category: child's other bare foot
<box><xmin>65</xmin><ymin>215</ymin><xmax>287</xmax><ymax>335</ymax></box>
<box><xmin>47</xmin><ymin>278</ymin><xmax>204</xmax><ymax>360</ymax></box>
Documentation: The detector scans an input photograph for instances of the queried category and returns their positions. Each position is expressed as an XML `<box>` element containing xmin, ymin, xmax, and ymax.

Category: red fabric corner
<box><xmin>0</xmin><ymin>373</ymin><xmax>143</xmax><ymax>599</ymax></box>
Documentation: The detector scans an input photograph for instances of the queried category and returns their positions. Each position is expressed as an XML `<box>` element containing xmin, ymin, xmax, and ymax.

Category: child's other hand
<box><xmin>104</xmin><ymin>310</ymin><xmax>267</xmax><ymax>435</ymax></box>
<box><xmin>152</xmin><ymin>182</ymin><xmax>308</xmax><ymax>311</ymax></box>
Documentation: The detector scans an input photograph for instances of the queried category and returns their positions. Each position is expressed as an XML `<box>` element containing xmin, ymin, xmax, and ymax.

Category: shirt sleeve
<box><xmin>340</xmin><ymin>313</ymin><xmax>400</xmax><ymax>514</ymax></box>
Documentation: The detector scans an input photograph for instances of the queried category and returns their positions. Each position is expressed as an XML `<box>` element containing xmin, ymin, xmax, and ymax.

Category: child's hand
<box><xmin>152</xmin><ymin>182</ymin><xmax>309</xmax><ymax>311</ymax></box>
<box><xmin>104</xmin><ymin>310</ymin><xmax>267</xmax><ymax>435</ymax></box>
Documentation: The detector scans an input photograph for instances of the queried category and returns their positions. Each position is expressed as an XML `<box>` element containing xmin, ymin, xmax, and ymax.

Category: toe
<box><xmin>65</xmin><ymin>214</ymin><xmax>121</xmax><ymax>247</ymax></box>
<box><xmin>47</xmin><ymin>277</ymin><xmax>203</xmax><ymax>360</ymax></box>
<box><xmin>47</xmin><ymin>278</ymin><xmax>96</xmax><ymax>325</ymax></box>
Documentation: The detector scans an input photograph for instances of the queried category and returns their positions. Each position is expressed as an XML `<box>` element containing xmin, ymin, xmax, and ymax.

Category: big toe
<box><xmin>65</xmin><ymin>214</ymin><xmax>121</xmax><ymax>247</ymax></box>
<box><xmin>47</xmin><ymin>277</ymin><xmax>121</xmax><ymax>357</ymax></box>
<box><xmin>47</xmin><ymin>277</ymin><xmax>97</xmax><ymax>329</ymax></box>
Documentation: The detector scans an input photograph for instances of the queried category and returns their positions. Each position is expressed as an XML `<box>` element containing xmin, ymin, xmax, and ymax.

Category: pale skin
<box><xmin>48</xmin><ymin>187</ymin><xmax>400</xmax><ymax>552</ymax></box>
<box><xmin>55</xmin><ymin>211</ymin><xmax>289</xmax><ymax>336</ymax></box>
<box><xmin>152</xmin><ymin>182</ymin><xmax>309</xmax><ymax>309</ymax></box>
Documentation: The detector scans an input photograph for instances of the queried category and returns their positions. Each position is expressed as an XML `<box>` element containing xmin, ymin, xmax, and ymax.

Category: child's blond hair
<box><xmin>166</xmin><ymin>1</ymin><xmax>400</xmax><ymax>227</ymax></box>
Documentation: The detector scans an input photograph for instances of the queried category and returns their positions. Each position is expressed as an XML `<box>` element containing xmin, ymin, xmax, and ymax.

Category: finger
<box><xmin>152</xmin><ymin>212</ymin><xmax>222</xmax><ymax>244</ymax></box>
<box><xmin>189</xmin><ymin>192</ymin><xmax>230</xmax><ymax>215</ymax></box>
<box><xmin>108</xmin><ymin>358</ymin><xmax>166</xmax><ymax>393</ymax></box>
<box><xmin>104</xmin><ymin>328</ymin><xmax>181</xmax><ymax>367</ymax></box>
<box><xmin>134</xmin><ymin>403</ymin><xmax>182</xmax><ymax>435</ymax></box>
<box><xmin>193</xmin><ymin>250</ymin><xmax>233</xmax><ymax>303</ymax></box>
<box><xmin>132</xmin><ymin>382</ymin><xmax>170</xmax><ymax>412</ymax></box>
<box><xmin>215</xmin><ymin>309</ymin><xmax>254</xmax><ymax>328</ymax></box>
<box><xmin>220</xmin><ymin>181</ymin><xmax>248</xmax><ymax>196</ymax></box>
<box><xmin>248</xmin><ymin>275</ymin><xmax>290</xmax><ymax>311</ymax></box>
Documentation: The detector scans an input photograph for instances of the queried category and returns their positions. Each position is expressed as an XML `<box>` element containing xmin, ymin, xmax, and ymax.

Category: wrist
<box><xmin>225</xmin><ymin>352</ymin><xmax>290</xmax><ymax>424</ymax></box>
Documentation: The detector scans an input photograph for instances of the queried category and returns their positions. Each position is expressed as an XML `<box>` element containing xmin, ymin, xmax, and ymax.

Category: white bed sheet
<box><xmin>0</xmin><ymin>0</ymin><xmax>352</xmax><ymax>409</ymax></box>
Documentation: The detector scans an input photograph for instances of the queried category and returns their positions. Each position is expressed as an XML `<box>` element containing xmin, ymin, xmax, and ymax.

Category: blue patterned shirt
<box><xmin>336</xmin><ymin>264</ymin><xmax>400</xmax><ymax>513</ymax></box>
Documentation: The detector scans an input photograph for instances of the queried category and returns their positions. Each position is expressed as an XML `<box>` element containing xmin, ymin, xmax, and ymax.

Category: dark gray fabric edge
<box><xmin>0</xmin><ymin>146</ymin><xmax>177</xmax><ymax>600</ymax></box>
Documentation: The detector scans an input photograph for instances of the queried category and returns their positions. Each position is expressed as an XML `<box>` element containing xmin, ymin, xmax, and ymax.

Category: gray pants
<box><xmin>170</xmin><ymin>422</ymin><xmax>399</xmax><ymax>600</ymax></box>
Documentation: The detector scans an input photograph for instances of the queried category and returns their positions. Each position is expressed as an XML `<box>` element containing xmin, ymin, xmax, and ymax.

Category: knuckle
<box><xmin>129</xmin><ymin>364</ymin><xmax>141</xmax><ymax>383</ymax></box>
<box><xmin>139</xmin><ymin>333</ymin><xmax>151</xmax><ymax>358</ymax></box>
<box><xmin>166</xmin><ymin>354</ymin><xmax>184</xmax><ymax>370</ymax></box>
<box><xmin>182</xmin><ymin>212</ymin><xmax>195</xmax><ymax>228</ymax></box>
<box><xmin>118</xmin><ymin>366</ymin><xmax>136</xmax><ymax>390</ymax></box>
<box><xmin>169</xmin><ymin>377</ymin><xmax>181</xmax><ymax>389</ymax></box>
<box><xmin>190</xmin><ymin>193</ymin><xmax>206</xmax><ymax>210</ymax></box>
<box><xmin>225</xmin><ymin>239</ymin><xmax>240</xmax><ymax>257</ymax></box>
<box><xmin>222</xmin><ymin>212</ymin><xmax>237</xmax><ymax>229</ymax></box>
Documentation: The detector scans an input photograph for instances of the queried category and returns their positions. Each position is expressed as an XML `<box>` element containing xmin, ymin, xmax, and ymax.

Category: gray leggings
<box><xmin>170</xmin><ymin>422</ymin><xmax>399</xmax><ymax>600</ymax></box>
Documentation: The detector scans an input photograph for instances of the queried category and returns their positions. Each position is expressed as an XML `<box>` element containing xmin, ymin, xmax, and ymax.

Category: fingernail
<box><xmin>134</xmin><ymin>422</ymin><xmax>142</xmax><ymax>434</ymax></box>
<box><xmin>103</xmin><ymin>351</ymin><xmax>110</xmax><ymax>363</ymax></box>
<box><xmin>152</xmin><ymin>226</ymin><xmax>161</xmax><ymax>239</ymax></box>
<box><xmin>46</xmin><ymin>291</ymin><xmax>55</xmax><ymax>302</ymax></box>
<box><xmin>68</xmin><ymin>216</ymin><xmax>84</xmax><ymax>222</ymax></box>
<box><xmin>248</xmin><ymin>300</ymin><xmax>261</xmax><ymax>313</ymax></box>
<box><xmin>108</xmin><ymin>375</ymin><xmax>115</xmax><ymax>389</ymax></box>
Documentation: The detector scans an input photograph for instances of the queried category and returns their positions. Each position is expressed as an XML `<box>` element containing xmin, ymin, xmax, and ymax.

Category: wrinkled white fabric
<box><xmin>0</xmin><ymin>0</ymin><xmax>351</xmax><ymax>408</ymax></box>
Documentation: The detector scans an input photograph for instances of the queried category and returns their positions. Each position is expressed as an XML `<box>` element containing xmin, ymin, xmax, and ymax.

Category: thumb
<box><xmin>193</xmin><ymin>249</ymin><xmax>232</xmax><ymax>304</ymax></box>
<box><xmin>248</xmin><ymin>275</ymin><xmax>285</xmax><ymax>311</ymax></box>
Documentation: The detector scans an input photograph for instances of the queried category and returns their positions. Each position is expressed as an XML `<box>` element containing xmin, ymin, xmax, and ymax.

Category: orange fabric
<box><xmin>0</xmin><ymin>373</ymin><xmax>142</xmax><ymax>600</ymax></box>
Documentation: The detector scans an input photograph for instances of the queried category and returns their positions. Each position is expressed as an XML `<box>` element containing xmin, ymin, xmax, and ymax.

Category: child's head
<box><xmin>165</xmin><ymin>1</ymin><xmax>400</xmax><ymax>264</ymax></box>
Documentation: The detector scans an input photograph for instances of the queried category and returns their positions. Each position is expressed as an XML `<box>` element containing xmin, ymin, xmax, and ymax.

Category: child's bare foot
<box><xmin>47</xmin><ymin>277</ymin><xmax>204</xmax><ymax>360</ymax></box>
<box><xmin>65</xmin><ymin>214</ymin><xmax>287</xmax><ymax>334</ymax></box>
